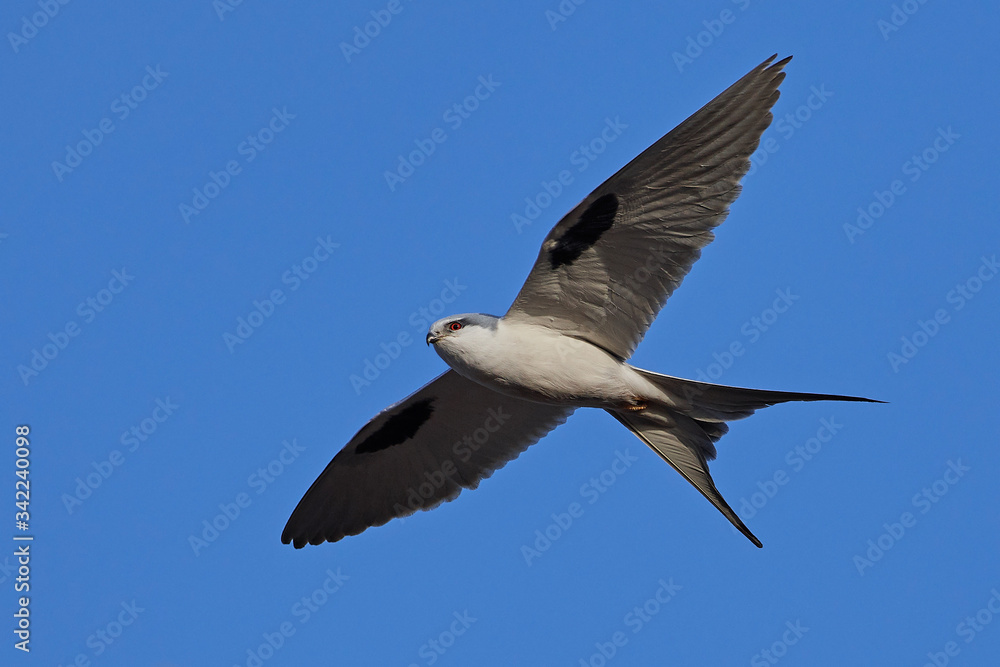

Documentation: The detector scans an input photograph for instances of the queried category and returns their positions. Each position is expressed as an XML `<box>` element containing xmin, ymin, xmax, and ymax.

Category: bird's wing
<box><xmin>505</xmin><ymin>55</ymin><xmax>791</xmax><ymax>360</ymax></box>
<box><xmin>282</xmin><ymin>370</ymin><xmax>573</xmax><ymax>547</ymax></box>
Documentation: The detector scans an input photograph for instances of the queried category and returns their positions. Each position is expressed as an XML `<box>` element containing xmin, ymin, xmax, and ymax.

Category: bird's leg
<box><xmin>624</xmin><ymin>399</ymin><xmax>648</xmax><ymax>412</ymax></box>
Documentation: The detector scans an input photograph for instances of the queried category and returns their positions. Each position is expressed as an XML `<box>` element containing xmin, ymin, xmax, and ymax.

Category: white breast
<box><xmin>433</xmin><ymin>318</ymin><xmax>654</xmax><ymax>407</ymax></box>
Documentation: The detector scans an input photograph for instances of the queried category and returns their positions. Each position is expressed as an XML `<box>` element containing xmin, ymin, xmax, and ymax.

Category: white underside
<box><xmin>432</xmin><ymin>317</ymin><xmax>666</xmax><ymax>409</ymax></box>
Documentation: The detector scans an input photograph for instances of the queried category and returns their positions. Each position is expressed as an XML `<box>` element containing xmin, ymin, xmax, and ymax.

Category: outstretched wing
<box><xmin>282</xmin><ymin>370</ymin><xmax>573</xmax><ymax>548</ymax></box>
<box><xmin>506</xmin><ymin>55</ymin><xmax>791</xmax><ymax>360</ymax></box>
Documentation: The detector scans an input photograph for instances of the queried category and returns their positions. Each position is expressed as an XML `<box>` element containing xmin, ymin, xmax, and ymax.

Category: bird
<box><xmin>282</xmin><ymin>54</ymin><xmax>880</xmax><ymax>549</ymax></box>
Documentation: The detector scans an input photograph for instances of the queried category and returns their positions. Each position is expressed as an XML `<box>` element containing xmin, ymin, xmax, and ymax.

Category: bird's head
<box><xmin>426</xmin><ymin>313</ymin><xmax>499</xmax><ymax>351</ymax></box>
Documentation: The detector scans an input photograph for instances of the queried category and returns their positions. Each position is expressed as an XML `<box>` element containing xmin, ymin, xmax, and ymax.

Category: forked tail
<box><xmin>609</xmin><ymin>370</ymin><xmax>882</xmax><ymax>547</ymax></box>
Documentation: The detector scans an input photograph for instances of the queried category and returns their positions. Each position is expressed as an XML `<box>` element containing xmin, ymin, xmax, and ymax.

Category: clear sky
<box><xmin>2</xmin><ymin>1</ymin><xmax>999</xmax><ymax>665</ymax></box>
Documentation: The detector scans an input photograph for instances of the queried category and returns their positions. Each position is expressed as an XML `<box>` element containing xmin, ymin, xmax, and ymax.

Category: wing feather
<box><xmin>282</xmin><ymin>370</ymin><xmax>573</xmax><ymax>547</ymax></box>
<box><xmin>506</xmin><ymin>55</ymin><xmax>792</xmax><ymax>359</ymax></box>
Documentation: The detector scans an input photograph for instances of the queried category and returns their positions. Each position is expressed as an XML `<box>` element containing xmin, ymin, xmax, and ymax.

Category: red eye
<box><xmin>448</xmin><ymin>321</ymin><xmax>463</xmax><ymax>332</ymax></box>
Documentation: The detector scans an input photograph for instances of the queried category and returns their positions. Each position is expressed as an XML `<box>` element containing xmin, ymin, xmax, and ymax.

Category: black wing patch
<box><xmin>355</xmin><ymin>398</ymin><xmax>435</xmax><ymax>454</ymax></box>
<box><xmin>549</xmin><ymin>193</ymin><xmax>618</xmax><ymax>268</ymax></box>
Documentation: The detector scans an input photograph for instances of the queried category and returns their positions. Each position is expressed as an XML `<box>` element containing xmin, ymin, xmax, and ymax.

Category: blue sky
<box><xmin>2</xmin><ymin>1</ymin><xmax>999</xmax><ymax>665</ymax></box>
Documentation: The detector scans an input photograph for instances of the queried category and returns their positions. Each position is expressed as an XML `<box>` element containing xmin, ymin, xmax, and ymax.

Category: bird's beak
<box><xmin>426</xmin><ymin>332</ymin><xmax>439</xmax><ymax>346</ymax></box>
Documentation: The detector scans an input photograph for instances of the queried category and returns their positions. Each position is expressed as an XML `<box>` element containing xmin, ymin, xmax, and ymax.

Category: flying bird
<box><xmin>282</xmin><ymin>55</ymin><xmax>878</xmax><ymax>549</ymax></box>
